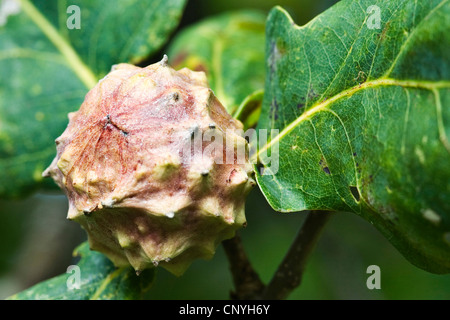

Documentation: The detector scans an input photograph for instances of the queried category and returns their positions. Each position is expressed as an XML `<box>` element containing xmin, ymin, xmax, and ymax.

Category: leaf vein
<box><xmin>19</xmin><ymin>0</ymin><xmax>97</xmax><ymax>88</ymax></box>
<box><xmin>255</xmin><ymin>78</ymin><xmax>450</xmax><ymax>160</ymax></box>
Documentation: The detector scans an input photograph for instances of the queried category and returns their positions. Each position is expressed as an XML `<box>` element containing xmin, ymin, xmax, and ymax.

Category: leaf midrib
<box><xmin>255</xmin><ymin>78</ymin><xmax>450</xmax><ymax>160</ymax></box>
<box><xmin>19</xmin><ymin>0</ymin><xmax>98</xmax><ymax>89</ymax></box>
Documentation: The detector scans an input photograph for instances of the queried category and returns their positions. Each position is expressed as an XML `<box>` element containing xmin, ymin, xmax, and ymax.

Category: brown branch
<box><xmin>222</xmin><ymin>233</ymin><xmax>265</xmax><ymax>299</ymax></box>
<box><xmin>262</xmin><ymin>211</ymin><xmax>333</xmax><ymax>300</ymax></box>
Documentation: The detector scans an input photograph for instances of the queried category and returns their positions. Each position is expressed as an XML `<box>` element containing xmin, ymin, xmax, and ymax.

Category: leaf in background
<box><xmin>167</xmin><ymin>10</ymin><xmax>266</xmax><ymax>115</ymax></box>
<box><xmin>256</xmin><ymin>1</ymin><xmax>450</xmax><ymax>273</ymax></box>
<box><xmin>233</xmin><ymin>89</ymin><xmax>264</xmax><ymax>129</ymax></box>
<box><xmin>0</xmin><ymin>0</ymin><xmax>186</xmax><ymax>198</ymax></box>
<box><xmin>8</xmin><ymin>242</ymin><xmax>155</xmax><ymax>300</ymax></box>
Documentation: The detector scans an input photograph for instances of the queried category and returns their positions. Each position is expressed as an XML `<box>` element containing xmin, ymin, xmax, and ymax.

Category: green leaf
<box><xmin>0</xmin><ymin>0</ymin><xmax>186</xmax><ymax>198</ymax></box>
<box><xmin>8</xmin><ymin>242</ymin><xmax>155</xmax><ymax>300</ymax></box>
<box><xmin>167</xmin><ymin>10</ymin><xmax>266</xmax><ymax>114</ymax></box>
<box><xmin>233</xmin><ymin>89</ymin><xmax>264</xmax><ymax>129</ymax></box>
<box><xmin>256</xmin><ymin>1</ymin><xmax>450</xmax><ymax>273</ymax></box>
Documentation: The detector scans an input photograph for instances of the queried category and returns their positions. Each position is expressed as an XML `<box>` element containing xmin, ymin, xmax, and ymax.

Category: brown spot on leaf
<box><xmin>171</xmin><ymin>51</ymin><xmax>188</xmax><ymax>67</ymax></box>
<box><xmin>270</xmin><ymin>99</ymin><xmax>279</xmax><ymax>121</ymax></box>
<box><xmin>194</xmin><ymin>63</ymin><xmax>208</xmax><ymax>73</ymax></box>
<box><xmin>308</xmin><ymin>85</ymin><xmax>319</xmax><ymax>101</ymax></box>
<box><xmin>319</xmin><ymin>157</ymin><xmax>331</xmax><ymax>175</ymax></box>
<box><xmin>378</xmin><ymin>21</ymin><xmax>391</xmax><ymax>42</ymax></box>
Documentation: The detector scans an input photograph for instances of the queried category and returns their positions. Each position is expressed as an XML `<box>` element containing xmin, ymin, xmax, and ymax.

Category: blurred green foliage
<box><xmin>167</xmin><ymin>10</ymin><xmax>266</xmax><ymax>115</ymax></box>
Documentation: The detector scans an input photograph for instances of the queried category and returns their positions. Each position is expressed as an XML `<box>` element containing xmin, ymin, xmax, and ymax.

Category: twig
<box><xmin>222</xmin><ymin>233</ymin><xmax>265</xmax><ymax>299</ymax></box>
<box><xmin>262</xmin><ymin>211</ymin><xmax>333</xmax><ymax>300</ymax></box>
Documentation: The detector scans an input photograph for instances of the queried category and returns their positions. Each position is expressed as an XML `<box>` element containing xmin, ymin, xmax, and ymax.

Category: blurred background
<box><xmin>1</xmin><ymin>0</ymin><xmax>450</xmax><ymax>300</ymax></box>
